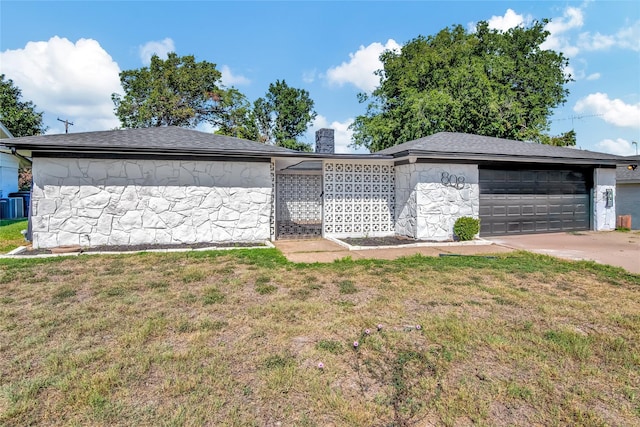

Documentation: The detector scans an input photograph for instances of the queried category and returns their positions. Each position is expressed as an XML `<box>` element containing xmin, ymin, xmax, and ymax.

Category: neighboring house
<box><xmin>3</xmin><ymin>126</ymin><xmax>622</xmax><ymax>249</ymax></box>
<box><xmin>616</xmin><ymin>155</ymin><xmax>640</xmax><ymax>230</ymax></box>
<box><xmin>0</xmin><ymin>121</ymin><xmax>20</xmax><ymax>200</ymax></box>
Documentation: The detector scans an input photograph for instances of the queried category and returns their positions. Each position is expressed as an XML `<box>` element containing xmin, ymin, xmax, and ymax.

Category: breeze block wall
<box><xmin>30</xmin><ymin>157</ymin><xmax>272</xmax><ymax>248</ymax></box>
<box><xmin>323</xmin><ymin>161</ymin><xmax>395</xmax><ymax>238</ymax></box>
<box><xmin>395</xmin><ymin>163</ymin><xmax>479</xmax><ymax>241</ymax></box>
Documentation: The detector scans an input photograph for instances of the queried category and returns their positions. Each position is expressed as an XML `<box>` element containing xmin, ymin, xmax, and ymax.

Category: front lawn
<box><xmin>0</xmin><ymin>250</ymin><xmax>638</xmax><ymax>425</ymax></box>
<box><xmin>0</xmin><ymin>219</ymin><xmax>28</xmax><ymax>253</ymax></box>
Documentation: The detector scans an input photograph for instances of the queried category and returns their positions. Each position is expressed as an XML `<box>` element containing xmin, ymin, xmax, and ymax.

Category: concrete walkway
<box><xmin>274</xmin><ymin>231</ymin><xmax>640</xmax><ymax>274</ymax></box>
<box><xmin>272</xmin><ymin>239</ymin><xmax>513</xmax><ymax>263</ymax></box>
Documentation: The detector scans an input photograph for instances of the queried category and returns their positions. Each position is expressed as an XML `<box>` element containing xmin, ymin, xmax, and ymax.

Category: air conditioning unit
<box><xmin>0</xmin><ymin>199</ymin><xmax>8</xmax><ymax>219</ymax></box>
<box><xmin>0</xmin><ymin>197</ymin><xmax>25</xmax><ymax>219</ymax></box>
<box><xmin>9</xmin><ymin>197</ymin><xmax>24</xmax><ymax>218</ymax></box>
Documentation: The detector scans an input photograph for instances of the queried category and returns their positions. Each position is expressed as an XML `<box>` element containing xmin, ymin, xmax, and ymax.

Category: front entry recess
<box><xmin>276</xmin><ymin>174</ymin><xmax>323</xmax><ymax>239</ymax></box>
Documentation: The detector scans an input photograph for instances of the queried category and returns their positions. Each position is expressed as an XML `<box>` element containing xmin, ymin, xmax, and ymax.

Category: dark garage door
<box><xmin>479</xmin><ymin>168</ymin><xmax>590</xmax><ymax>236</ymax></box>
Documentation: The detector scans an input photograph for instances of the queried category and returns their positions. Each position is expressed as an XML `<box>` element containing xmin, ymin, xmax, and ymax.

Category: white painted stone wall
<box><xmin>395</xmin><ymin>163</ymin><xmax>479</xmax><ymax>241</ymax></box>
<box><xmin>30</xmin><ymin>157</ymin><xmax>272</xmax><ymax>248</ymax></box>
<box><xmin>394</xmin><ymin>163</ymin><xmax>418</xmax><ymax>238</ymax></box>
<box><xmin>593</xmin><ymin>167</ymin><xmax>616</xmax><ymax>231</ymax></box>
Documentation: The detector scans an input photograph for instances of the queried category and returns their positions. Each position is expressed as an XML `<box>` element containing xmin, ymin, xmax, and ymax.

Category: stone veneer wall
<box><xmin>394</xmin><ymin>163</ymin><xmax>418</xmax><ymax>238</ymax></box>
<box><xmin>593</xmin><ymin>167</ymin><xmax>616</xmax><ymax>231</ymax></box>
<box><xmin>30</xmin><ymin>157</ymin><xmax>272</xmax><ymax>249</ymax></box>
<box><xmin>395</xmin><ymin>163</ymin><xmax>479</xmax><ymax>241</ymax></box>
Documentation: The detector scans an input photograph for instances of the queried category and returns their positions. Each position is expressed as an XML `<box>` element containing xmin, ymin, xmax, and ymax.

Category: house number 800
<box><xmin>441</xmin><ymin>172</ymin><xmax>465</xmax><ymax>190</ymax></box>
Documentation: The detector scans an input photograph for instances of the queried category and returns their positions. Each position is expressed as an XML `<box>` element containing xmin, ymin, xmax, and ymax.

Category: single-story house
<box><xmin>3</xmin><ymin>126</ymin><xmax>622</xmax><ymax>249</ymax></box>
<box><xmin>616</xmin><ymin>155</ymin><xmax>640</xmax><ymax>229</ymax></box>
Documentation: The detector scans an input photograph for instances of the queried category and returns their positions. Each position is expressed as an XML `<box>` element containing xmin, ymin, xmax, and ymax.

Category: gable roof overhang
<box><xmin>3</xmin><ymin>127</ymin><xmax>624</xmax><ymax>168</ymax></box>
<box><xmin>379</xmin><ymin>132</ymin><xmax>623</xmax><ymax>168</ymax></box>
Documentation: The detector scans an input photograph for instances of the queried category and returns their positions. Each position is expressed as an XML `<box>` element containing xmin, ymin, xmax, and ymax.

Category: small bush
<box><xmin>453</xmin><ymin>216</ymin><xmax>480</xmax><ymax>241</ymax></box>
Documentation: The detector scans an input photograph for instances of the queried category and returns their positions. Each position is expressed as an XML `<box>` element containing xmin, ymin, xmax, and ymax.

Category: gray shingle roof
<box><xmin>617</xmin><ymin>155</ymin><xmax>640</xmax><ymax>183</ymax></box>
<box><xmin>376</xmin><ymin>132</ymin><xmax>623</xmax><ymax>164</ymax></box>
<box><xmin>4</xmin><ymin>126</ymin><xmax>297</xmax><ymax>156</ymax></box>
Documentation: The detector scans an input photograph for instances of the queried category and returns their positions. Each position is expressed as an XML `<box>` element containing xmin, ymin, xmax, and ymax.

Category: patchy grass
<box><xmin>0</xmin><ymin>249</ymin><xmax>639</xmax><ymax>426</ymax></box>
<box><xmin>0</xmin><ymin>219</ymin><xmax>28</xmax><ymax>253</ymax></box>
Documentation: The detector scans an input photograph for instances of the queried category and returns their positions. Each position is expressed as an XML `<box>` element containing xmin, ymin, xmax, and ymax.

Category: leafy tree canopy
<box><xmin>351</xmin><ymin>20</ymin><xmax>573</xmax><ymax>152</ymax></box>
<box><xmin>112</xmin><ymin>53</ymin><xmax>224</xmax><ymax>128</ymax></box>
<box><xmin>113</xmin><ymin>56</ymin><xmax>317</xmax><ymax>152</ymax></box>
<box><xmin>253</xmin><ymin>80</ymin><xmax>317</xmax><ymax>151</ymax></box>
<box><xmin>0</xmin><ymin>74</ymin><xmax>47</xmax><ymax>137</ymax></box>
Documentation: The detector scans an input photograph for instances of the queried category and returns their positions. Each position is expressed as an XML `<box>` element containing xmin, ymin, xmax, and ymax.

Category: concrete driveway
<box><xmin>273</xmin><ymin>231</ymin><xmax>639</xmax><ymax>274</ymax></box>
<box><xmin>488</xmin><ymin>231</ymin><xmax>640</xmax><ymax>274</ymax></box>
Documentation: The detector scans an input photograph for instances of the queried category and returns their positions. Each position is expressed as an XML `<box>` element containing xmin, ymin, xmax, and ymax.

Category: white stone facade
<box><xmin>395</xmin><ymin>163</ymin><xmax>479</xmax><ymax>241</ymax></box>
<box><xmin>30</xmin><ymin>157</ymin><xmax>272</xmax><ymax>248</ymax></box>
<box><xmin>593</xmin><ymin>167</ymin><xmax>616</xmax><ymax>231</ymax></box>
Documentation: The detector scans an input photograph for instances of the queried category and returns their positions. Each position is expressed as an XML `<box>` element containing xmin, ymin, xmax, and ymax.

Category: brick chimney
<box><xmin>315</xmin><ymin>128</ymin><xmax>335</xmax><ymax>154</ymax></box>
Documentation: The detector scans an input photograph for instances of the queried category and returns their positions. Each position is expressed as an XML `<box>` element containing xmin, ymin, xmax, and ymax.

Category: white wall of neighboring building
<box><xmin>30</xmin><ymin>157</ymin><xmax>272</xmax><ymax>248</ymax></box>
<box><xmin>0</xmin><ymin>152</ymin><xmax>19</xmax><ymax>199</ymax></box>
<box><xmin>396</xmin><ymin>163</ymin><xmax>479</xmax><ymax>241</ymax></box>
<box><xmin>0</xmin><ymin>153</ymin><xmax>18</xmax><ymax>198</ymax></box>
<box><xmin>593</xmin><ymin>167</ymin><xmax>617</xmax><ymax>231</ymax></box>
<box><xmin>1</xmin><ymin>122</ymin><xmax>19</xmax><ymax>200</ymax></box>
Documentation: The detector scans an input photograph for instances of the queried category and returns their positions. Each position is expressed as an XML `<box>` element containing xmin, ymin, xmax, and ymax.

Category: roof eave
<box><xmin>391</xmin><ymin>150</ymin><xmax>621</xmax><ymax>166</ymax></box>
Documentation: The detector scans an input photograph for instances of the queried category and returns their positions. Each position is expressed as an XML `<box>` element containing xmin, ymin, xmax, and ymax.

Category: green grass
<box><xmin>0</xmin><ymin>219</ymin><xmax>28</xmax><ymax>253</ymax></box>
<box><xmin>0</xmin><ymin>249</ymin><xmax>638</xmax><ymax>426</ymax></box>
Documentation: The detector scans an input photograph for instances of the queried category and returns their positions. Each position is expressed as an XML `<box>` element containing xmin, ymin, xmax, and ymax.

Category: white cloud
<box><xmin>487</xmin><ymin>9</ymin><xmax>529</xmax><ymax>32</ymax></box>
<box><xmin>302</xmin><ymin>69</ymin><xmax>316</xmax><ymax>84</ymax></box>
<box><xmin>596</xmin><ymin>138</ymin><xmax>638</xmax><ymax>156</ymax></box>
<box><xmin>563</xmin><ymin>64</ymin><xmax>579</xmax><ymax>80</ymax></box>
<box><xmin>220</xmin><ymin>65</ymin><xmax>250</xmax><ymax>86</ymax></box>
<box><xmin>326</xmin><ymin>39</ymin><xmax>401</xmax><ymax>93</ymax></box>
<box><xmin>577</xmin><ymin>32</ymin><xmax>616</xmax><ymax>51</ymax></box>
<box><xmin>541</xmin><ymin>6</ymin><xmax>584</xmax><ymax>57</ymax></box>
<box><xmin>139</xmin><ymin>38</ymin><xmax>174</xmax><ymax>65</ymax></box>
<box><xmin>308</xmin><ymin>115</ymin><xmax>368</xmax><ymax>154</ymax></box>
<box><xmin>586</xmin><ymin>72</ymin><xmax>601</xmax><ymax>81</ymax></box>
<box><xmin>616</xmin><ymin>20</ymin><xmax>640</xmax><ymax>51</ymax></box>
<box><xmin>578</xmin><ymin>20</ymin><xmax>640</xmax><ymax>52</ymax></box>
<box><xmin>574</xmin><ymin>93</ymin><xmax>640</xmax><ymax>128</ymax></box>
<box><xmin>0</xmin><ymin>36</ymin><xmax>122</xmax><ymax>133</ymax></box>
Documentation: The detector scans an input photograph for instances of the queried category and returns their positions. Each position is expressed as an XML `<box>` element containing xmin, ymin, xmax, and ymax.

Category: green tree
<box><xmin>0</xmin><ymin>74</ymin><xmax>47</xmax><ymax>137</ymax></box>
<box><xmin>112</xmin><ymin>53</ymin><xmax>224</xmax><ymax>128</ymax></box>
<box><xmin>351</xmin><ymin>21</ymin><xmax>573</xmax><ymax>152</ymax></box>
<box><xmin>253</xmin><ymin>80</ymin><xmax>317</xmax><ymax>151</ymax></box>
<box><xmin>211</xmin><ymin>88</ymin><xmax>259</xmax><ymax>140</ymax></box>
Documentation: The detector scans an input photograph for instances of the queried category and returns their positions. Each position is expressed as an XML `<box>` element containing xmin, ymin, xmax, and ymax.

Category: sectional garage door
<box><xmin>479</xmin><ymin>168</ymin><xmax>590</xmax><ymax>236</ymax></box>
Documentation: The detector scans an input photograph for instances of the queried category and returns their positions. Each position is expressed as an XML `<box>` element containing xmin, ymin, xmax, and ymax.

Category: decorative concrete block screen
<box><xmin>323</xmin><ymin>161</ymin><xmax>395</xmax><ymax>237</ymax></box>
<box><xmin>30</xmin><ymin>158</ymin><xmax>272</xmax><ymax>249</ymax></box>
<box><xmin>276</xmin><ymin>174</ymin><xmax>322</xmax><ymax>238</ymax></box>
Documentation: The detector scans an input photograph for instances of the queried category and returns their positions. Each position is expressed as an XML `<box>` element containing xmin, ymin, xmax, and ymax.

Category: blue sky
<box><xmin>1</xmin><ymin>0</ymin><xmax>638</xmax><ymax>155</ymax></box>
